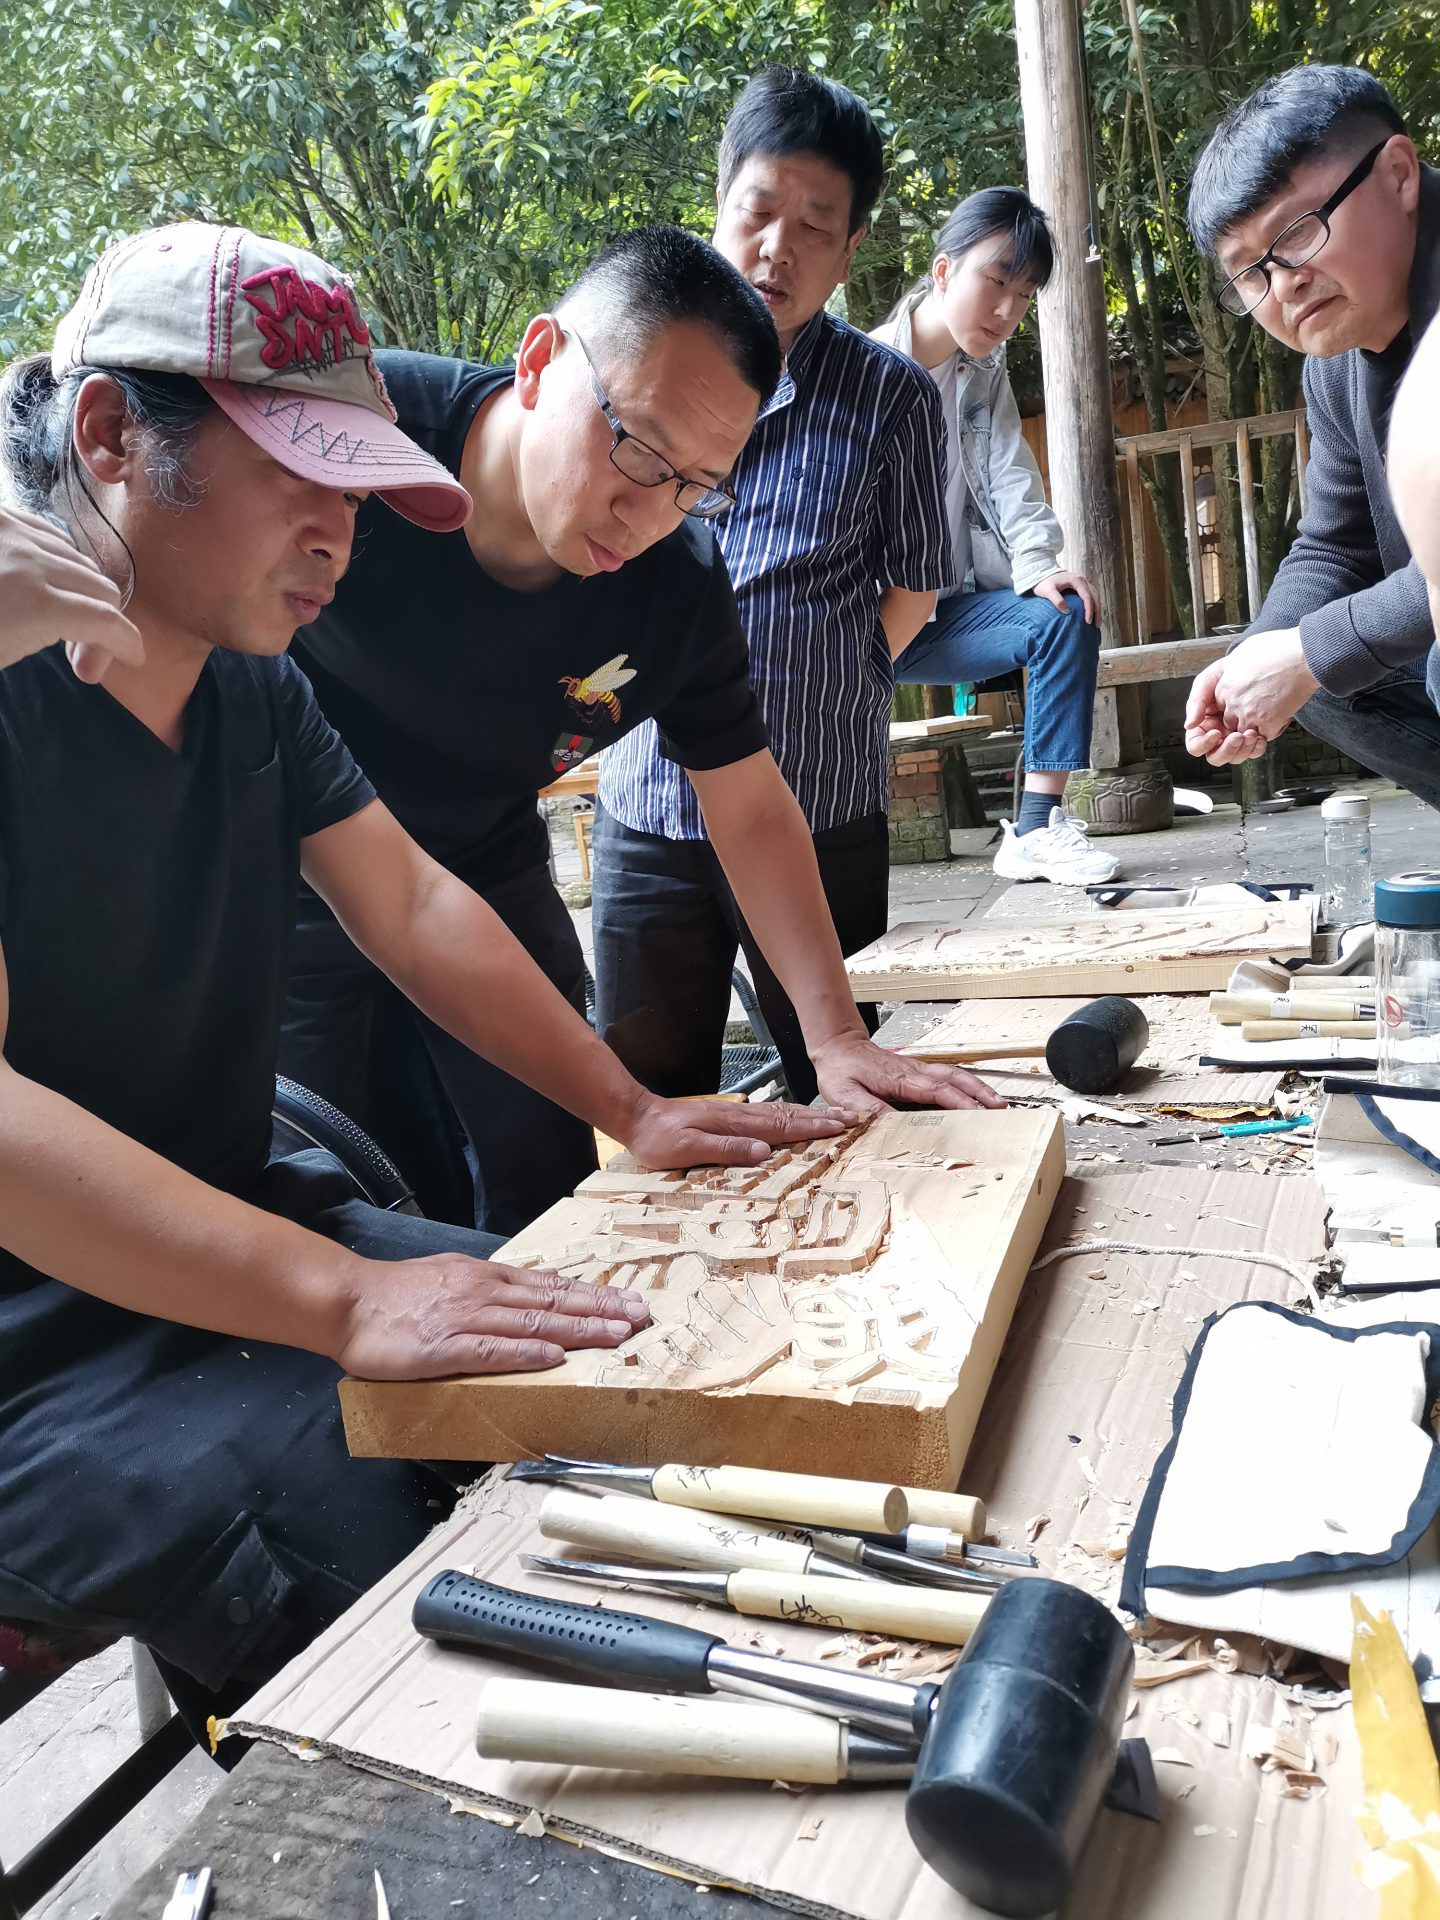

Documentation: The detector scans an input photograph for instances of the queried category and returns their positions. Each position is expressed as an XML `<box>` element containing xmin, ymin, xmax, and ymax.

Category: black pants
<box><xmin>1298</xmin><ymin>657</ymin><xmax>1440</xmax><ymax>814</ymax></box>
<box><xmin>589</xmin><ymin>805</ymin><xmax>887</xmax><ymax>1103</ymax></box>
<box><xmin>280</xmin><ymin>864</ymin><xmax>598</xmax><ymax>1236</ymax></box>
<box><xmin>0</xmin><ymin>1151</ymin><xmax>504</xmax><ymax>1745</ymax></box>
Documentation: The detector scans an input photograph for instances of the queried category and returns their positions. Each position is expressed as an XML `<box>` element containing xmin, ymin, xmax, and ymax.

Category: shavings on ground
<box><xmin>1245</xmin><ymin>1720</ymin><xmax>1313</xmax><ymax>1773</ymax></box>
<box><xmin>518</xmin><ymin>1809</ymin><xmax>547</xmax><ymax>1839</ymax></box>
<box><xmin>1025</xmin><ymin>1514</ymin><xmax>1050</xmax><ymax>1543</ymax></box>
<box><xmin>1317</xmin><ymin>1730</ymin><xmax>1340</xmax><ymax>1766</ymax></box>
<box><xmin>797</xmin><ymin>1817</ymin><xmax>825</xmax><ymax>1841</ymax></box>
<box><xmin>1193</xmin><ymin>1825</ymin><xmax>1219</xmax><ymax>1838</ymax></box>
<box><xmin>770</xmin><ymin>1779</ymin><xmax>804</xmax><ymax>1794</ymax></box>
<box><xmin>1206</xmin><ymin>1712</ymin><xmax>1232</xmax><ymax>1747</ymax></box>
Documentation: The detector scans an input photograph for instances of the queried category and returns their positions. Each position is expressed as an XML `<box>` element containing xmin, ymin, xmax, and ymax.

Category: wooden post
<box><xmin>1014</xmin><ymin>0</ymin><xmax>1149</xmax><ymax>781</ymax></box>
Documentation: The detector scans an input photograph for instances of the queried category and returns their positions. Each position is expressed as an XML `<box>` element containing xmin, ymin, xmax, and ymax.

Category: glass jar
<box><xmin>1320</xmin><ymin>791</ymin><xmax>1373</xmax><ymax>926</ymax></box>
<box><xmin>1376</xmin><ymin>872</ymin><xmax>1440</xmax><ymax>1088</ymax></box>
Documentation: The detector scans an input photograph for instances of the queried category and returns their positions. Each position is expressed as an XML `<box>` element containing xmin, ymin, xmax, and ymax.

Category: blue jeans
<box><xmin>894</xmin><ymin>588</ymin><xmax>1101</xmax><ymax>773</ymax></box>
<box><xmin>1300</xmin><ymin>654</ymin><xmax>1440</xmax><ymax>814</ymax></box>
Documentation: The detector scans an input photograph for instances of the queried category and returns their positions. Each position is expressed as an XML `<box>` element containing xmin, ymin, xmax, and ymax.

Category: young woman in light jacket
<box><xmin>872</xmin><ymin>187</ymin><xmax>1117</xmax><ymax>886</ymax></box>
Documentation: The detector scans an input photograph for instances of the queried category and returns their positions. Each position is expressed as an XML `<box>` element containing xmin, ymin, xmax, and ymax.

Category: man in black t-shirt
<box><xmin>0</xmin><ymin>223</ymin><xmax>845</xmax><ymax>1735</ymax></box>
<box><xmin>288</xmin><ymin>226</ymin><xmax>998</xmax><ymax>1236</ymax></box>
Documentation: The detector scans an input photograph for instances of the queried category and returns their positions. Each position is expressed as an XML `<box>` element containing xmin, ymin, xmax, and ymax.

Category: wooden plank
<box><xmin>1117</xmin><ymin>407</ymin><xmax>1304</xmax><ymax>459</ymax></box>
<box><xmin>1178</xmin><ymin>430</ymin><xmax>1207</xmax><ymax>638</ymax></box>
<box><xmin>844</xmin><ymin>899</ymin><xmax>1316</xmax><ymax>1002</ymax></box>
<box><xmin>540</xmin><ymin>759</ymin><xmax>600</xmax><ymax>797</ymax></box>
<box><xmin>1096</xmin><ymin>635</ymin><xmax>1228</xmax><ymax>687</ymax></box>
<box><xmin>1294</xmin><ymin>411</ymin><xmax>1310</xmax><ymax>516</ymax></box>
<box><xmin>887</xmin><ymin>713</ymin><xmax>993</xmax><ymax>744</ymax></box>
<box><xmin>340</xmin><ymin>1107</ymin><xmax>1065</xmax><ymax>1491</ymax></box>
<box><xmin>1235</xmin><ymin>422</ymin><xmax>1262</xmax><ymax>622</ymax></box>
<box><xmin>1124</xmin><ymin>441</ymin><xmax>1150</xmax><ymax>646</ymax></box>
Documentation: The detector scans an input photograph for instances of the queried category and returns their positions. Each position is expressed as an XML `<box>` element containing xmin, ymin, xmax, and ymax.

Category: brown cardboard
<box><xmin>341</xmin><ymin>1109</ymin><xmax>1065</xmax><ymax>1490</ymax></box>
<box><xmin>234</xmin><ymin>1166</ymin><xmax>1377</xmax><ymax>1919</ymax></box>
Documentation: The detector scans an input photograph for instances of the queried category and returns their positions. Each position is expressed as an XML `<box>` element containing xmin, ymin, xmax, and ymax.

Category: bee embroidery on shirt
<box><xmin>559</xmin><ymin>653</ymin><xmax>638</xmax><ymax>726</ymax></box>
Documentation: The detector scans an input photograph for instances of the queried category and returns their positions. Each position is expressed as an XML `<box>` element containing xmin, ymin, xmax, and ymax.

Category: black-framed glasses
<box><xmin>1217</xmin><ymin>141</ymin><xmax>1389</xmax><ymax>318</ymax></box>
<box><xmin>565</xmin><ymin>328</ymin><xmax>736</xmax><ymax>520</ymax></box>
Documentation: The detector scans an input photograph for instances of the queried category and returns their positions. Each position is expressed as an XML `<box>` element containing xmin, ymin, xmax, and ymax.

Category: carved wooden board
<box><xmin>845</xmin><ymin>900</ymin><xmax>1316</xmax><ymax>1002</ymax></box>
<box><xmin>340</xmin><ymin>1108</ymin><xmax>1065</xmax><ymax>1489</ymax></box>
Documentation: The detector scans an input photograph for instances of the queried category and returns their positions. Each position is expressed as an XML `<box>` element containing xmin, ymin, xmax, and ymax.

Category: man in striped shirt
<box><xmin>596</xmin><ymin>67</ymin><xmax>964</xmax><ymax>1103</ymax></box>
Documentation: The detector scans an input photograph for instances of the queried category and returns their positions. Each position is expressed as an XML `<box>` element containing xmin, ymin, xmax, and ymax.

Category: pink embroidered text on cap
<box><xmin>241</xmin><ymin>267</ymin><xmax>373</xmax><ymax>375</ymax></box>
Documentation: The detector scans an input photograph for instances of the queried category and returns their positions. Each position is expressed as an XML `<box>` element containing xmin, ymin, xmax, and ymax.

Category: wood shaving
<box><xmin>770</xmin><ymin>1779</ymin><xmax>804</xmax><ymax>1794</ymax></box>
<box><xmin>1280</xmin><ymin>1770</ymin><xmax>1327</xmax><ymax>1799</ymax></box>
<box><xmin>518</xmin><ymin>1810</ymin><xmax>546</xmax><ymax>1839</ymax></box>
<box><xmin>1132</xmin><ymin>1658</ymin><xmax>1214</xmax><ymax>1689</ymax></box>
<box><xmin>1025</xmin><ymin>1514</ymin><xmax>1050</xmax><ymax>1543</ymax></box>
<box><xmin>855</xmin><ymin>1640</ymin><xmax>902</xmax><ymax>1667</ymax></box>
<box><xmin>797</xmin><ymin>1817</ymin><xmax>825</xmax><ymax>1841</ymax></box>
<box><xmin>1317</xmin><ymin>1731</ymin><xmax>1339</xmax><ymax>1767</ymax></box>
<box><xmin>1245</xmin><ymin>1723</ymin><xmax>1312</xmax><ymax>1773</ymax></box>
<box><xmin>1193</xmin><ymin>1825</ymin><xmax>1218</xmax><ymax>1838</ymax></box>
<box><xmin>1205</xmin><ymin>1712</ymin><xmax>1231</xmax><ymax>1748</ymax></box>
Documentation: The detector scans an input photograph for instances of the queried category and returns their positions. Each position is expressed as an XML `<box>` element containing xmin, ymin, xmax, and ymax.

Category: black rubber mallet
<box><xmin>416</xmin><ymin>1570</ymin><xmax>1157</xmax><ymax>1918</ymax></box>
<box><xmin>899</xmin><ymin>993</ymin><xmax>1150</xmax><ymax>1097</ymax></box>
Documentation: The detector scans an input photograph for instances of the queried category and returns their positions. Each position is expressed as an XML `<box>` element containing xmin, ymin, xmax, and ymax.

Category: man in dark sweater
<box><xmin>1181</xmin><ymin>66</ymin><xmax>1440</xmax><ymax>804</ymax></box>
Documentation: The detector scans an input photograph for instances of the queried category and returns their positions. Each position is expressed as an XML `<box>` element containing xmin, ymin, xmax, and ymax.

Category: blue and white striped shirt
<box><xmin>599</xmin><ymin>310</ymin><xmax>953</xmax><ymax>839</ymax></box>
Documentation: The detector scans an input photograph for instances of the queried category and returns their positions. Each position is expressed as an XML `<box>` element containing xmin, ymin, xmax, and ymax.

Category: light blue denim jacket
<box><xmin>872</xmin><ymin>305</ymin><xmax>1064</xmax><ymax>597</ymax></box>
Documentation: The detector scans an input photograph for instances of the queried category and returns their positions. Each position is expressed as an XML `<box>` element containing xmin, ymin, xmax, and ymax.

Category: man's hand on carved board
<box><xmin>810</xmin><ymin>1033</ymin><xmax>1005</xmax><ymax>1114</ymax></box>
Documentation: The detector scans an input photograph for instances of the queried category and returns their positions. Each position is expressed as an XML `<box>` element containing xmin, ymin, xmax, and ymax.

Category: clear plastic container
<box><xmin>1321</xmin><ymin>791</ymin><xmax>1373</xmax><ymax>926</ymax></box>
<box><xmin>1376</xmin><ymin>872</ymin><xmax>1440</xmax><ymax>1087</ymax></box>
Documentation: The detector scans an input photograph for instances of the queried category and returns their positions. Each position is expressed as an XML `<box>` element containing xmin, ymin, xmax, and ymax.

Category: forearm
<box><xmin>880</xmin><ymin>586</ymin><xmax>938</xmax><ymax>662</ymax></box>
<box><xmin>369</xmin><ymin>868</ymin><xmax>649</xmax><ymax>1142</ymax></box>
<box><xmin>0</xmin><ymin>1066</ymin><xmax>359</xmax><ymax>1353</ymax></box>
<box><xmin>700</xmin><ymin>785</ymin><xmax>868</xmax><ymax>1057</ymax></box>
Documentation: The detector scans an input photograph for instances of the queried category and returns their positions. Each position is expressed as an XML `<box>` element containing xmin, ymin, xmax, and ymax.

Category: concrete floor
<box><xmin>12</xmin><ymin>772</ymin><xmax>1434</xmax><ymax>1919</ymax></box>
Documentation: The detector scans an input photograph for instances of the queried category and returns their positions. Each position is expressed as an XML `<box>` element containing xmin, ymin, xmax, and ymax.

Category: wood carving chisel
<box><xmin>413</xmin><ymin>1567</ymin><xmax>938</xmax><ymax>1745</ymax></box>
<box><xmin>520</xmin><ymin>1553</ymin><xmax>991</xmax><ymax>1644</ymax></box>
<box><xmin>539</xmin><ymin>1488</ymin><xmax>1007</xmax><ymax>1592</ymax></box>
<box><xmin>1239</xmin><ymin>1018</ymin><xmax>1375</xmax><ymax>1040</ymax></box>
<box><xmin>508</xmin><ymin>1454</ymin><xmax>908</xmax><ymax>1533</ymax></box>
<box><xmin>511</xmin><ymin>1451</ymin><xmax>986</xmax><ymax>1539</ymax></box>
<box><xmin>851</xmin><ymin>1524</ymin><xmax>1036</xmax><ymax>1571</ymax></box>
<box><xmin>1208</xmin><ymin>990</ymin><xmax>1375</xmax><ymax>1025</ymax></box>
<box><xmin>476</xmin><ymin>1679</ymin><xmax>917</xmax><ymax>1782</ymax></box>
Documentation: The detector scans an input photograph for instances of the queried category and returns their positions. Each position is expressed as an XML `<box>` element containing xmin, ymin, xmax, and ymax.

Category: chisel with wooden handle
<box><xmin>1209</xmin><ymin>990</ymin><xmax>1375</xmax><ymax>1024</ymax></box>
<box><xmin>1239</xmin><ymin>1018</ymin><xmax>1375</xmax><ymax>1040</ymax></box>
<box><xmin>510</xmin><ymin>1453</ymin><xmax>986</xmax><ymax>1540</ymax></box>
<box><xmin>476</xmin><ymin>1679</ymin><xmax>916</xmax><ymax>1782</ymax></box>
<box><xmin>414</xmin><ymin>1568</ymin><xmax>937</xmax><ymax>1744</ymax></box>
<box><xmin>509</xmin><ymin>1455</ymin><xmax>907</xmax><ymax>1533</ymax></box>
<box><xmin>521</xmin><ymin>1554</ymin><xmax>991</xmax><ymax>1645</ymax></box>
<box><xmin>538</xmin><ymin>1490</ymin><xmax>1005</xmax><ymax>1592</ymax></box>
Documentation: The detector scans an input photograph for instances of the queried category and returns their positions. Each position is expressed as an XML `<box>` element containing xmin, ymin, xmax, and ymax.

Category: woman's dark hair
<box><xmin>718</xmin><ymin>66</ymin><xmax>884</xmax><ymax>237</ymax></box>
<box><xmin>558</xmin><ymin>225</ymin><xmax>781</xmax><ymax>404</ymax></box>
<box><xmin>1187</xmin><ymin>65</ymin><xmax>1405</xmax><ymax>257</ymax></box>
<box><xmin>0</xmin><ymin>355</ymin><xmax>212</xmax><ymax>519</ymax></box>
<box><xmin>886</xmin><ymin>187</ymin><xmax>1054</xmax><ymax>326</ymax></box>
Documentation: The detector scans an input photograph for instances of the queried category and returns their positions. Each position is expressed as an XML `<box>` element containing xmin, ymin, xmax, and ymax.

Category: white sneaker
<box><xmin>992</xmin><ymin>807</ymin><xmax>1121</xmax><ymax>886</ymax></box>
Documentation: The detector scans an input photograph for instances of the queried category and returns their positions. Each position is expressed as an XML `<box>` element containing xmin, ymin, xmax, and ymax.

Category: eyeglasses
<box><xmin>1217</xmin><ymin>140</ymin><xmax>1389</xmax><ymax>317</ymax></box>
<box><xmin>565</xmin><ymin>328</ymin><xmax>736</xmax><ymax>520</ymax></box>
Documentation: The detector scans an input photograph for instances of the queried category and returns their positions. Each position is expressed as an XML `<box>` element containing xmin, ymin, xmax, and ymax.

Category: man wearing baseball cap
<box><xmin>0</xmin><ymin>221</ymin><xmax>846</xmax><ymax>1735</ymax></box>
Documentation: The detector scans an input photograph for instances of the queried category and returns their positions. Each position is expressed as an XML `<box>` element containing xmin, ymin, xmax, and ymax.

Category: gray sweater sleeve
<box><xmin>1247</xmin><ymin>357</ymin><xmax>1433</xmax><ymax>696</ymax></box>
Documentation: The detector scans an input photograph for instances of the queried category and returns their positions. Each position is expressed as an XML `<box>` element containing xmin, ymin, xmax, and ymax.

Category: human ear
<box><xmin>70</xmin><ymin>376</ymin><xmax>137</xmax><ymax>488</ymax></box>
<box><xmin>839</xmin><ymin>224</ymin><xmax>867</xmax><ymax>282</ymax></box>
<box><xmin>513</xmin><ymin>315</ymin><xmax>564</xmax><ymax>412</ymax></box>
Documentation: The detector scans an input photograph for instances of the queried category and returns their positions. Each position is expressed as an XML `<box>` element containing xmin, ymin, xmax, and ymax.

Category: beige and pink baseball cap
<box><xmin>50</xmin><ymin>223</ymin><xmax>471</xmax><ymax>533</ymax></box>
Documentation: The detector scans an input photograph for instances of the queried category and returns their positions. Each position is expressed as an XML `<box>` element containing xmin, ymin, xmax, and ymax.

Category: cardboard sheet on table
<box><xmin>906</xmin><ymin>995</ymin><xmax>1283</xmax><ymax>1111</ymax></box>
<box><xmin>230</xmin><ymin>1166</ymin><xmax>1379</xmax><ymax>1920</ymax></box>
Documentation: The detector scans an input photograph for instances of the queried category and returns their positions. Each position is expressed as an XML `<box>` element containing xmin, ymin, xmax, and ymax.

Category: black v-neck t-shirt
<box><xmin>291</xmin><ymin>350</ymin><xmax>768</xmax><ymax>891</ymax></box>
<box><xmin>0</xmin><ymin>648</ymin><xmax>373</xmax><ymax>1238</ymax></box>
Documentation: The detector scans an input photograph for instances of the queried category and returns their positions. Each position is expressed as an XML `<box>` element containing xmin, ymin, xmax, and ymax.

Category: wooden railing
<box><xmin>1100</xmin><ymin>407</ymin><xmax>1310</xmax><ymax>686</ymax></box>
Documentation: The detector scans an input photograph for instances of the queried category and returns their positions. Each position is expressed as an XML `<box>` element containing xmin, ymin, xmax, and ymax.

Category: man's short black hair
<box><xmin>1188</xmin><ymin>64</ymin><xmax>1406</xmax><ymax>257</ymax></box>
<box><xmin>557</xmin><ymin>224</ymin><xmax>781</xmax><ymax>404</ymax></box>
<box><xmin>718</xmin><ymin>66</ymin><xmax>884</xmax><ymax>236</ymax></box>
